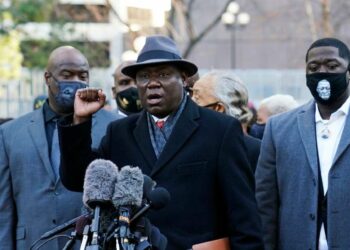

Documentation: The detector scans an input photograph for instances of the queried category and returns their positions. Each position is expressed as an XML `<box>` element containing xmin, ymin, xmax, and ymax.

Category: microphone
<box><xmin>62</xmin><ymin>214</ymin><xmax>92</xmax><ymax>250</ymax></box>
<box><xmin>112</xmin><ymin>166</ymin><xmax>144</xmax><ymax>250</ymax></box>
<box><xmin>142</xmin><ymin>175</ymin><xmax>156</xmax><ymax>199</ymax></box>
<box><xmin>130</xmin><ymin>188</ymin><xmax>170</xmax><ymax>250</ymax></box>
<box><xmin>104</xmin><ymin>174</ymin><xmax>153</xmax><ymax>245</ymax></box>
<box><xmin>83</xmin><ymin>159</ymin><xmax>119</xmax><ymax>249</ymax></box>
<box><xmin>130</xmin><ymin>187</ymin><xmax>170</xmax><ymax>223</ymax></box>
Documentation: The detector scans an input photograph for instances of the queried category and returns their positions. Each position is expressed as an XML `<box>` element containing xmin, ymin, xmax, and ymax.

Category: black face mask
<box><xmin>249</xmin><ymin>123</ymin><xmax>265</xmax><ymax>140</ymax></box>
<box><xmin>116</xmin><ymin>87</ymin><xmax>142</xmax><ymax>115</ymax></box>
<box><xmin>54</xmin><ymin>80</ymin><xmax>88</xmax><ymax>113</ymax></box>
<box><xmin>306</xmin><ymin>72</ymin><xmax>349</xmax><ymax>105</ymax></box>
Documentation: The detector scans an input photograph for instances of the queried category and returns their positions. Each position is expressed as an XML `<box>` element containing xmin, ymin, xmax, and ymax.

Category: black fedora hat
<box><xmin>122</xmin><ymin>35</ymin><xmax>198</xmax><ymax>78</ymax></box>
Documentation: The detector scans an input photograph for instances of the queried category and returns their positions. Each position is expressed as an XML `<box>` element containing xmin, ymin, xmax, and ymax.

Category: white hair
<box><xmin>204</xmin><ymin>70</ymin><xmax>253</xmax><ymax>123</ymax></box>
<box><xmin>260</xmin><ymin>94</ymin><xmax>299</xmax><ymax>116</ymax></box>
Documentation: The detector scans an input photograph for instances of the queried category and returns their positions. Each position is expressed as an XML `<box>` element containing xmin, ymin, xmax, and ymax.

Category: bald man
<box><xmin>112</xmin><ymin>61</ymin><xmax>143</xmax><ymax>116</ymax></box>
<box><xmin>0</xmin><ymin>46</ymin><xmax>121</xmax><ymax>250</ymax></box>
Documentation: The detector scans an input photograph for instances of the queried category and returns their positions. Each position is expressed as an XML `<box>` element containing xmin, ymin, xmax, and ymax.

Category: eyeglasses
<box><xmin>203</xmin><ymin>102</ymin><xmax>219</xmax><ymax>108</ymax></box>
<box><xmin>136</xmin><ymin>71</ymin><xmax>180</xmax><ymax>85</ymax></box>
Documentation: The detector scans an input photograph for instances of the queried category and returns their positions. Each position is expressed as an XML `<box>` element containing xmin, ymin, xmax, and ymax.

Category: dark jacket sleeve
<box><xmin>58</xmin><ymin>116</ymin><xmax>100</xmax><ymax>191</ymax></box>
<box><xmin>244</xmin><ymin>135</ymin><xmax>262</xmax><ymax>173</ymax></box>
<box><xmin>218</xmin><ymin>119</ymin><xmax>264</xmax><ymax>250</ymax></box>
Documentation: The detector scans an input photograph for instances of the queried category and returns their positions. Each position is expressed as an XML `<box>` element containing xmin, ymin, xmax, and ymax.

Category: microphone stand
<box><xmin>117</xmin><ymin>207</ymin><xmax>135</xmax><ymax>250</ymax></box>
<box><xmin>62</xmin><ymin>231</ymin><xmax>77</xmax><ymax>250</ymax></box>
<box><xmin>86</xmin><ymin>206</ymin><xmax>102</xmax><ymax>250</ymax></box>
<box><xmin>80</xmin><ymin>225</ymin><xmax>90</xmax><ymax>250</ymax></box>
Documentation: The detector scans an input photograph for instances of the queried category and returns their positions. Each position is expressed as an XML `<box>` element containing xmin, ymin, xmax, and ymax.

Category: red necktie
<box><xmin>156</xmin><ymin>120</ymin><xmax>165</xmax><ymax>129</ymax></box>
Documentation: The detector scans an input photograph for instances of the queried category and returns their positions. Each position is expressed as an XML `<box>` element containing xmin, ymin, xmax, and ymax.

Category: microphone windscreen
<box><xmin>148</xmin><ymin>187</ymin><xmax>170</xmax><ymax>210</ymax></box>
<box><xmin>83</xmin><ymin>159</ymin><xmax>119</xmax><ymax>208</ymax></box>
<box><xmin>113</xmin><ymin>166</ymin><xmax>144</xmax><ymax>207</ymax></box>
<box><xmin>143</xmin><ymin>175</ymin><xmax>156</xmax><ymax>198</ymax></box>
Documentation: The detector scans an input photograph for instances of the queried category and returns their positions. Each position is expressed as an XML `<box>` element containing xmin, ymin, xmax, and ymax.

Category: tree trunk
<box><xmin>320</xmin><ymin>0</ymin><xmax>333</xmax><ymax>36</ymax></box>
<box><xmin>304</xmin><ymin>0</ymin><xmax>318</xmax><ymax>41</ymax></box>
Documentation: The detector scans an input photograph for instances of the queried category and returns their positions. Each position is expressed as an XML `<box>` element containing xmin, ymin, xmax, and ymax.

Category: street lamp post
<box><xmin>221</xmin><ymin>1</ymin><xmax>250</xmax><ymax>69</ymax></box>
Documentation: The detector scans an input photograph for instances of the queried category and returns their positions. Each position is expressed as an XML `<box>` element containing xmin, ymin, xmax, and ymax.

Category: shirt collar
<box><xmin>150</xmin><ymin>92</ymin><xmax>187</xmax><ymax>123</ymax></box>
<box><xmin>315</xmin><ymin>96</ymin><xmax>350</xmax><ymax>123</ymax></box>
<box><xmin>152</xmin><ymin>115</ymin><xmax>169</xmax><ymax>123</ymax></box>
<box><xmin>43</xmin><ymin>100</ymin><xmax>60</xmax><ymax>123</ymax></box>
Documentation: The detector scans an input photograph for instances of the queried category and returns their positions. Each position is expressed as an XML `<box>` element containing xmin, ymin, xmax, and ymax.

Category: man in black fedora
<box><xmin>58</xmin><ymin>35</ymin><xmax>264</xmax><ymax>250</ymax></box>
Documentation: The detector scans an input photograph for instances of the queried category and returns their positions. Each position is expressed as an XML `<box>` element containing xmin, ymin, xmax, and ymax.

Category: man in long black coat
<box><xmin>59</xmin><ymin>35</ymin><xmax>263</xmax><ymax>250</ymax></box>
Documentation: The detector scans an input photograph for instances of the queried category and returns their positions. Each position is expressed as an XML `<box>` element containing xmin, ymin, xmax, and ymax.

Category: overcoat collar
<box><xmin>133</xmin><ymin>99</ymin><xmax>200</xmax><ymax>177</ymax></box>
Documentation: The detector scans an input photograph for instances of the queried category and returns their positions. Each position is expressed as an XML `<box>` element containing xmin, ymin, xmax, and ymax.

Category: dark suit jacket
<box><xmin>59</xmin><ymin>99</ymin><xmax>263</xmax><ymax>250</ymax></box>
<box><xmin>244</xmin><ymin>135</ymin><xmax>261</xmax><ymax>173</ymax></box>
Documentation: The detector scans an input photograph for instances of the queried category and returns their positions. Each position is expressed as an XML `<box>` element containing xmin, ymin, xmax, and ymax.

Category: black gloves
<box><xmin>132</xmin><ymin>217</ymin><xmax>167</xmax><ymax>250</ymax></box>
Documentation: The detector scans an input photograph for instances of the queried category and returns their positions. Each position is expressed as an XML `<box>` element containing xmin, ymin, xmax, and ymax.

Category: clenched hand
<box><xmin>73</xmin><ymin>88</ymin><xmax>106</xmax><ymax>124</ymax></box>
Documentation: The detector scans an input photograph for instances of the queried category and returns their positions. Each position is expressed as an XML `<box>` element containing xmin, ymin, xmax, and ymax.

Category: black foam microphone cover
<box><xmin>143</xmin><ymin>175</ymin><xmax>156</xmax><ymax>199</ymax></box>
<box><xmin>148</xmin><ymin>187</ymin><xmax>171</xmax><ymax>209</ymax></box>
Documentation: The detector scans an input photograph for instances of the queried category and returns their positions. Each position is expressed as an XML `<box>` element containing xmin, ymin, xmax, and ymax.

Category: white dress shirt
<box><xmin>315</xmin><ymin>97</ymin><xmax>350</xmax><ymax>250</ymax></box>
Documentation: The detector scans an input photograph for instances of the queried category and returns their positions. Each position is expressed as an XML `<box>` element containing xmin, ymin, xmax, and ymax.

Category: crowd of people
<box><xmin>0</xmin><ymin>34</ymin><xmax>349</xmax><ymax>250</ymax></box>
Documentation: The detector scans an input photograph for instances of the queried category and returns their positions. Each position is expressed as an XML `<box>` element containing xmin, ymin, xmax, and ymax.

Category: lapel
<box><xmin>133</xmin><ymin>111</ymin><xmax>157</xmax><ymax>169</ymax></box>
<box><xmin>92</xmin><ymin>112</ymin><xmax>97</xmax><ymax>128</ymax></box>
<box><xmin>297</xmin><ymin>101</ymin><xmax>319</xmax><ymax>178</ymax></box>
<box><xmin>332</xmin><ymin>105</ymin><xmax>350</xmax><ymax>166</ymax></box>
<box><xmin>28</xmin><ymin>109</ymin><xmax>57</xmax><ymax>184</ymax></box>
<box><xmin>150</xmin><ymin>100</ymin><xmax>200</xmax><ymax>177</ymax></box>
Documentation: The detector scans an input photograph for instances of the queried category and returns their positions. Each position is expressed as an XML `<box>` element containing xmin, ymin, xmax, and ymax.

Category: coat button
<box><xmin>309</xmin><ymin>213</ymin><xmax>315</xmax><ymax>220</ymax></box>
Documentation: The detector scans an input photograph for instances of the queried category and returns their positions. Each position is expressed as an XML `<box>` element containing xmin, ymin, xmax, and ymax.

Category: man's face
<box><xmin>306</xmin><ymin>46</ymin><xmax>350</xmax><ymax>104</ymax></box>
<box><xmin>191</xmin><ymin>75</ymin><xmax>219</xmax><ymax>109</ymax></box>
<box><xmin>316</xmin><ymin>80</ymin><xmax>331</xmax><ymax>100</ymax></box>
<box><xmin>306</xmin><ymin>46</ymin><xmax>348</xmax><ymax>75</ymax></box>
<box><xmin>112</xmin><ymin>62</ymin><xmax>137</xmax><ymax>97</ymax></box>
<box><xmin>135</xmin><ymin>64</ymin><xmax>184</xmax><ymax>118</ymax></box>
<box><xmin>45</xmin><ymin>51</ymin><xmax>89</xmax><ymax>114</ymax></box>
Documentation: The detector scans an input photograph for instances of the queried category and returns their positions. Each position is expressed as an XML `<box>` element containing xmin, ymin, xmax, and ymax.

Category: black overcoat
<box><xmin>59</xmin><ymin>99</ymin><xmax>263</xmax><ymax>250</ymax></box>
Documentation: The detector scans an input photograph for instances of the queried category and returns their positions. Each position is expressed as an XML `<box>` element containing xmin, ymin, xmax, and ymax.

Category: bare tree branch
<box><xmin>188</xmin><ymin>0</ymin><xmax>195</xmax><ymax>14</ymax></box>
<box><xmin>166</xmin><ymin>4</ymin><xmax>176</xmax><ymax>39</ymax></box>
<box><xmin>183</xmin><ymin>0</ymin><xmax>232</xmax><ymax>58</ymax></box>
<box><xmin>85</xmin><ymin>4</ymin><xmax>104</xmax><ymax>22</ymax></box>
<box><xmin>247</xmin><ymin>0</ymin><xmax>266</xmax><ymax>15</ymax></box>
<box><xmin>183</xmin><ymin>0</ymin><xmax>195</xmax><ymax>39</ymax></box>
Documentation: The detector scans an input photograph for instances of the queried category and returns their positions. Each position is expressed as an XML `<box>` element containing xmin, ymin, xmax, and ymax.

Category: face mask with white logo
<box><xmin>306</xmin><ymin>72</ymin><xmax>349</xmax><ymax>104</ymax></box>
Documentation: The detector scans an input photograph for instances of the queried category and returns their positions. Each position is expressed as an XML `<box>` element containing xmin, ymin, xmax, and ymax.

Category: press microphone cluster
<box><xmin>82</xmin><ymin>159</ymin><xmax>119</xmax><ymax>250</ymax></box>
<box><xmin>33</xmin><ymin>159</ymin><xmax>170</xmax><ymax>250</ymax></box>
<box><xmin>81</xmin><ymin>160</ymin><xmax>170</xmax><ymax>250</ymax></box>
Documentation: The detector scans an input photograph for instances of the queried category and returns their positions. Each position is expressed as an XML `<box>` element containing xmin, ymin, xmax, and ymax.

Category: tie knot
<box><xmin>156</xmin><ymin>120</ymin><xmax>165</xmax><ymax>129</ymax></box>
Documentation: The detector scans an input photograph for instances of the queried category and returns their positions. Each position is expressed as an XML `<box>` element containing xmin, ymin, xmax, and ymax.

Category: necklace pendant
<box><xmin>321</xmin><ymin>127</ymin><xmax>330</xmax><ymax>139</ymax></box>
